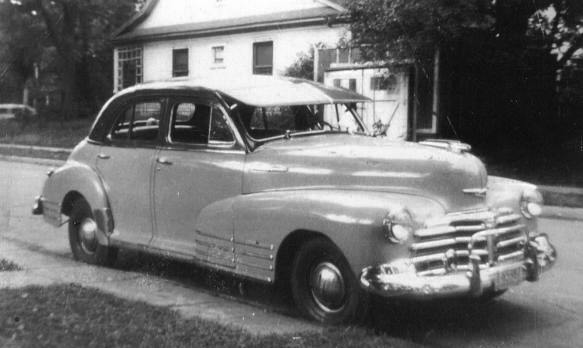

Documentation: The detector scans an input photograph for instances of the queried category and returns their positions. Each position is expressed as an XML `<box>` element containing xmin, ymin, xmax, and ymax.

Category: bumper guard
<box><xmin>360</xmin><ymin>234</ymin><xmax>556</xmax><ymax>299</ymax></box>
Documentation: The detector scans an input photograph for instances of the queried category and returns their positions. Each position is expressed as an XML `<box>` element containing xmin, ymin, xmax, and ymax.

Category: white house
<box><xmin>113</xmin><ymin>0</ymin><xmax>349</xmax><ymax>88</ymax></box>
<box><xmin>113</xmin><ymin>0</ymin><xmax>438</xmax><ymax>140</ymax></box>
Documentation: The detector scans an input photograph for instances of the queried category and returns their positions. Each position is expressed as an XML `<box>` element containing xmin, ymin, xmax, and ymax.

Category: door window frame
<box><xmin>105</xmin><ymin>97</ymin><xmax>167</xmax><ymax>149</ymax></box>
<box><xmin>163</xmin><ymin>96</ymin><xmax>244</xmax><ymax>151</ymax></box>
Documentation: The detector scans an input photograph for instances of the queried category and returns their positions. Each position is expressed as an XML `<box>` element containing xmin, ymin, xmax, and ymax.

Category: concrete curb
<box><xmin>0</xmin><ymin>143</ymin><xmax>71</xmax><ymax>153</ymax></box>
<box><xmin>0</xmin><ymin>154</ymin><xmax>65</xmax><ymax>167</ymax></box>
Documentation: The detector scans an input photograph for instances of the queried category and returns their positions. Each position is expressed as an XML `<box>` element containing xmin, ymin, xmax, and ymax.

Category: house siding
<box><xmin>122</xmin><ymin>24</ymin><xmax>347</xmax><ymax>87</ymax></box>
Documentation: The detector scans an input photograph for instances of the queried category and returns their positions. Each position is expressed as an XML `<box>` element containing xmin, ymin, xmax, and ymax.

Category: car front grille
<box><xmin>411</xmin><ymin>208</ymin><xmax>527</xmax><ymax>276</ymax></box>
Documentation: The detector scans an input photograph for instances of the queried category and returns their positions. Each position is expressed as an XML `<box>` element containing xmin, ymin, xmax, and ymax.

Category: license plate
<box><xmin>494</xmin><ymin>267</ymin><xmax>524</xmax><ymax>291</ymax></box>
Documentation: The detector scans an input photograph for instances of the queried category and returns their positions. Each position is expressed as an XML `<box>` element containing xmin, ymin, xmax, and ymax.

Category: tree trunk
<box><xmin>61</xmin><ymin>58</ymin><xmax>78</xmax><ymax>121</ymax></box>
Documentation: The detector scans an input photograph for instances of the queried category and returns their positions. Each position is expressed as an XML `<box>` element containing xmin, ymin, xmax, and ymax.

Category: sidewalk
<box><xmin>0</xmin><ymin>237</ymin><xmax>319</xmax><ymax>336</ymax></box>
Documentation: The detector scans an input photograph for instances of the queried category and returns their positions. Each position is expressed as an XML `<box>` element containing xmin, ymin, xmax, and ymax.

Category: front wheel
<box><xmin>68</xmin><ymin>198</ymin><xmax>117</xmax><ymax>267</ymax></box>
<box><xmin>290</xmin><ymin>238</ymin><xmax>368</xmax><ymax>324</ymax></box>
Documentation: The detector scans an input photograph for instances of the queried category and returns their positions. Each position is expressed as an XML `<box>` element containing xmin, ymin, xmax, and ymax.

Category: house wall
<box><xmin>126</xmin><ymin>24</ymin><xmax>348</xmax><ymax>86</ymax></box>
<box><xmin>138</xmin><ymin>0</ymin><xmax>329</xmax><ymax>28</ymax></box>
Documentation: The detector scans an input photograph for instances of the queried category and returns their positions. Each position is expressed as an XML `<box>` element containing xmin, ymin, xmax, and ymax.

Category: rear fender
<box><xmin>41</xmin><ymin>161</ymin><xmax>111</xmax><ymax>245</ymax></box>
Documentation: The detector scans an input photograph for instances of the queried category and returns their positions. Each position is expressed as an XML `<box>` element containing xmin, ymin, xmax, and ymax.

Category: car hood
<box><xmin>243</xmin><ymin>134</ymin><xmax>488</xmax><ymax>212</ymax></box>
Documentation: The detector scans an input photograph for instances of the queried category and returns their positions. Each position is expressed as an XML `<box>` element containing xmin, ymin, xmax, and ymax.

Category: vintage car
<box><xmin>33</xmin><ymin>76</ymin><xmax>556</xmax><ymax>324</ymax></box>
<box><xmin>0</xmin><ymin>103</ymin><xmax>37</xmax><ymax>120</ymax></box>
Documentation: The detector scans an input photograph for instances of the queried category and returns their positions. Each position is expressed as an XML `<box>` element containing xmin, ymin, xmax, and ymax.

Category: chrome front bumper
<box><xmin>360</xmin><ymin>234</ymin><xmax>556</xmax><ymax>299</ymax></box>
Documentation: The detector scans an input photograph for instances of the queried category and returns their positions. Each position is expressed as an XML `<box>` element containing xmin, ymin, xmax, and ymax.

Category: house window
<box><xmin>117</xmin><ymin>47</ymin><xmax>143</xmax><ymax>91</ymax></box>
<box><xmin>348</xmin><ymin>79</ymin><xmax>357</xmax><ymax>92</ymax></box>
<box><xmin>172</xmin><ymin>49</ymin><xmax>189</xmax><ymax>77</ymax></box>
<box><xmin>333</xmin><ymin>79</ymin><xmax>341</xmax><ymax>88</ymax></box>
<box><xmin>338</xmin><ymin>48</ymin><xmax>350</xmax><ymax>64</ymax></box>
<box><xmin>253</xmin><ymin>41</ymin><xmax>273</xmax><ymax>75</ymax></box>
<box><xmin>370</xmin><ymin>76</ymin><xmax>389</xmax><ymax>91</ymax></box>
<box><xmin>212</xmin><ymin>46</ymin><xmax>225</xmax><ymax>65</ymax></box>
<box><xmin>386</xmin><ymin>74</ymin><xmax>399</xmax><ymax>93</ymax></box>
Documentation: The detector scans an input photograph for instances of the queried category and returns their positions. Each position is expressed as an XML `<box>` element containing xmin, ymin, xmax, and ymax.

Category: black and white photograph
<box><xmin>0</xmin><ymin>0</ymin><xmax>581</xmax><ymax>347</ymax></box>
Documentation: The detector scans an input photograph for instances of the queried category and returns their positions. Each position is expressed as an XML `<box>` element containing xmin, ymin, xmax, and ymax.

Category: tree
<box><xmin>284</xmin><ymin>49</ymin><xmax>315</xmax><ymax>80</ymax></box>
<box><xmin>0</xmin><ymin>0</ymin><xmax>139</xmax><ymax>119</ymax></box>
<box><xmin>529</xmin><ymin>1</ymin><xmax>583</xmax><ymax>67</ymax></box>
<box><xmin>0</xmin><ymin>1</ymin><xmax>44</xmax><ymax>103</ymax></box>
<box><xmin>349</xmin><ymin>0</ymin><xmax>583</xmax><ymax>69</ymax></box>
<box><xmin>348</xmin><ymin>0</ymin><xmax>494</xmax><ymax>65</ymax></box>
<box><xmin>348</xmin><ymin>1</ymin><xmax>583</xmax><ymax>153</ymax></box>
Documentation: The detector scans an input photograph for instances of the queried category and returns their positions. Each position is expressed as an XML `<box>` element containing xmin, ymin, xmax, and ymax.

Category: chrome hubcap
<box><xmin>79</xmin><ymin>218</ymin><xmax>98</xmax><ymax>254</ymax></box>
<box><xmin>309</xmin><ymin>262</ymin><xmax>346</xmax><ymax>313</ymax></box>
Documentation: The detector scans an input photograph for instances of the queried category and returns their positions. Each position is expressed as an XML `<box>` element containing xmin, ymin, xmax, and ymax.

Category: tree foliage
<box><xmin>284</xmin><ymin>49</ymin><xmax>315</xmax><ymax>80</ymax></box>
<box><xmin>0</xmin><ymin>0</ymin><xmax>139</xmax><ymax>119</ymax></box>
<box><xmin>529</xmin><ymin>0</ymin><xmax>583</xmax><ymax>66</ymax></box>
<box><xmin>349</xmin><ymin>0</ymin><xmax>494</xmax><ymax>63</ymax></box>
<box><xmin>348</xmin><ymin>0</ymin><xmax>583</xmax><ymax>67</ymax></box>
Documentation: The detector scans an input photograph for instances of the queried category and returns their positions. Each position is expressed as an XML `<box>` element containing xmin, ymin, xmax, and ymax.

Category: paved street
<box><xmin>1</xmin><ymin>159</ymin><xmax>582</xmax><ymax>346</ymax></box>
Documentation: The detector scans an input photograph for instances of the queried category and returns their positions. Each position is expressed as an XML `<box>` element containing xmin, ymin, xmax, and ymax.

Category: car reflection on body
<box><xmin>33</xmin><ymin>76</ymin><xmax>556</xmax><ymax>324</ymax></box>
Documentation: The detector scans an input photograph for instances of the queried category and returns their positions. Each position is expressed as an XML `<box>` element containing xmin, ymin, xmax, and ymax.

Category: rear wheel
<box><xmin>68</xmin><ymin>198</ymin><xmax>117</xmax><ymax>266</ymax></box>
<box><xmin>290</xmin><ymin>238</ymin><xmax>367</xmax><ymax>324</ymax></box>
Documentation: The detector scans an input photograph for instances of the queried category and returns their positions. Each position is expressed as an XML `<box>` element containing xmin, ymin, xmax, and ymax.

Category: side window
<box><xmin>111</xmin><ymin>106</ymin><xmax>133</xmax><ymax>140</ymax></box>
<box><xmin>170</xmin><ymin>101</ymin><xmax>209</xmax><ymax>144</ymax></box>
<box><xmin>109</xmin><ymin>100</ymin><xmax>162</xmax><ymax>143</ymax></box>
<box><xmin>209</xmin><ymin>104</ymin><xmax>234</xmax><ymax>143</ymax></box>
<box><xmin>175</xmin><ymin>102</ymin><xmax>196</xmax><ymax>123</ymax></box>
<box><xmin>130</xmin><ymin>102</ymin><xmax>162</xmax><ymax>141</ymax></box>
<box><xmin>170</xmin><ymin>101</ymin><xmax>234</xmax><ymax>145</ymax></box>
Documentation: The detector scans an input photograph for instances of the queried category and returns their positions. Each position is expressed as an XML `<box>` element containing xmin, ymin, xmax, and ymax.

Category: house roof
<box><xmin>113</xmin><ymin>0</ymin><xmax>348</xmax><ymax>44</ymax></box>
<box><xmin>114</xmin><ymin>7</ymin><xmax>347</xmax><ymax>44</ymax></box>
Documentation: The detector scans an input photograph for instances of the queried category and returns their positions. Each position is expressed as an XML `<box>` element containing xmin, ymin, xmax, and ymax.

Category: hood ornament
<box><xmin>463</xmin><ymin>187</ymin><xmax>488</xmax><ymax>198</ymax></box>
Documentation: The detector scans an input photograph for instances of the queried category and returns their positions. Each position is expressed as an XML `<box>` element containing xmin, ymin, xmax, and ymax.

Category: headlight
<box><xmin>383</xmin><ymin>208</ymin><xmax>414</xmax><ymax>244</ymax></box>
<box><xmin>520</xmin><ymin>187</ymin><xmax>543</xmax><ymax>219</ymax></box>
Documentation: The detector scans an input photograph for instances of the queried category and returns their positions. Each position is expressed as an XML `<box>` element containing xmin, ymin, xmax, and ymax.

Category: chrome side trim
<box><xmin>236</xmin><ymin>259</ymin><xmax>273</xmax><ymax>272</ymax></box>
<box><xmin>463</xmin><ymin>187</ymin><xmax>488</xmax><ymax>197</ymax></box>
<box><xmin>235</xmin><ymin>239</ymin><xmax>274</xmax><ymax>251</ymax></box>
<box><xmin>196</xmin><ymin>229</ymin><xmax>233</xmax><ymax>242</ymax></box>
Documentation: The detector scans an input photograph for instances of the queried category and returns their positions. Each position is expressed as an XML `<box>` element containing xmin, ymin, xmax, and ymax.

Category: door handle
<box><xmin>97</xmin><ymin>153</ymin><xmax>110</xmax><ymax>160</ymax></box>
<box><xmin>156</xmin><ymin>157</ymin><xmax>173</xmax><ymax>165</ymax></box>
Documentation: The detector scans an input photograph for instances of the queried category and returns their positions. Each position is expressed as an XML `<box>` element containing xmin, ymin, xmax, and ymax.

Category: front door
<box><xmin>152</xmin><ymin>98</ymin><xmax>245</xmax><ymax>266</ymax></box>
<box><xmin>96</xmin><ymin>98</ymin><xmax>164</xmax><ymax>247</ymax></box>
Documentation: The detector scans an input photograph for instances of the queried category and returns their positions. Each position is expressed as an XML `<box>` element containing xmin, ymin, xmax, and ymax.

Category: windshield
<box><xmin>236</xmin><ymin>103</ymin><xmax>367</xmax><ymax>141</ymax></box>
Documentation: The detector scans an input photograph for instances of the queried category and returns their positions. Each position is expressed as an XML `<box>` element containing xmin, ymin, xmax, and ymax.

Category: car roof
<box><xmin>116</xmin><ymin>76</ymin><xmax>371</xmax><ymax>107</ymax></box>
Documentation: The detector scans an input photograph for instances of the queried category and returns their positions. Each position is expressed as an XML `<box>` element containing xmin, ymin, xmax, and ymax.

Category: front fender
<box><xmin>41</xmin><ymin>160</ymin><xmax>111</xmax><ymax>244</ymax></box>
<box><xmin>230</xmin><ymin>189</ymin><xmax>444</xmax><ymax>279</ymax></box>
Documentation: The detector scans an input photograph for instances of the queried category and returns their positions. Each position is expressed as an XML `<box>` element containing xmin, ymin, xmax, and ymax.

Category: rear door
<box><xmin>95</xmin><ymin>97</ymin><xmax>165</xmax><ymax>247</ymax></box>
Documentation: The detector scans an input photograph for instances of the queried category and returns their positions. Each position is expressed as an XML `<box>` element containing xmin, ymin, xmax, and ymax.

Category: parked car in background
<box><xmin>33</xmin><ymin>77</ymin><xmax>557</xmax><ymax>324</ymax></box>
<box><xmin>0</xmin><ymin>103</ymin><xmax>37</xmax><ymax>120</ymax></box>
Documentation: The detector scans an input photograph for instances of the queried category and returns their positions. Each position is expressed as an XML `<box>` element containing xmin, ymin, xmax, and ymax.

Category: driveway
<box><xmin>1</xmin><ymin>159</ymin><xmax>582</xmax><ymax>346</ymax></box>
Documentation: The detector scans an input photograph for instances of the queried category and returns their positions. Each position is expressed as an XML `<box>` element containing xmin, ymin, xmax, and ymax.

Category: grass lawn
<box><xmin>0</xmin><ymin>118</ymin><xmax>92</xmax><ymax>148</ymax></box>
<box><xmin>0</xmin><ymin>285</ymin><xmax>415</xmax><ymax>348</ymax></box>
